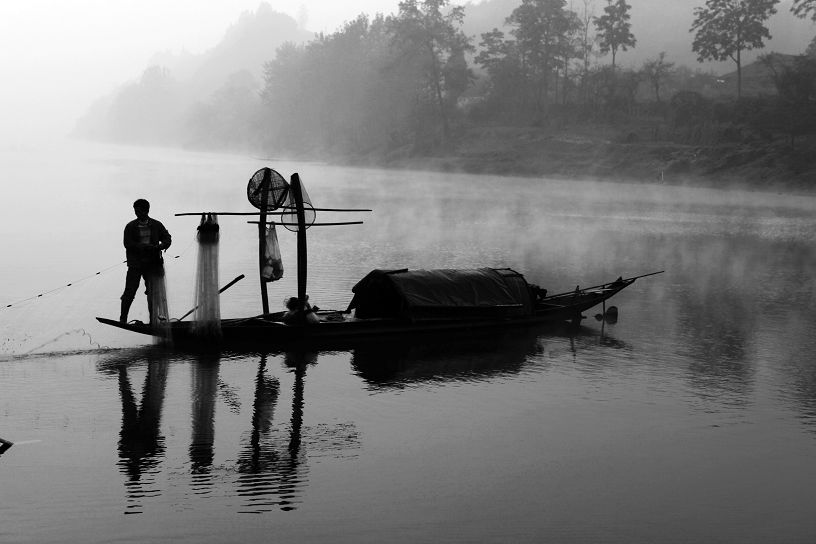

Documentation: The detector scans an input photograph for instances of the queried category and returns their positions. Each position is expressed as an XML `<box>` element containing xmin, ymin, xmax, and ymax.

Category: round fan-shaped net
<box><xmin>247</xmin><ymin>168</ymin><xmax>289</xmax><ymax>210</ymax></box>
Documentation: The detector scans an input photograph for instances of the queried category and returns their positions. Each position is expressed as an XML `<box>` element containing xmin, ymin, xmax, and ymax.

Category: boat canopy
<box><xmin>347</xmin><ymin>268</ymin><xmax>534</xmax><ymax>319</ymax></box>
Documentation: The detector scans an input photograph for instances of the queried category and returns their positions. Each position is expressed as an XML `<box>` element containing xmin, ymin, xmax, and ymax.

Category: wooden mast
<box><xmin>290</xmin><ymin>173</ymin><xmax>307</xmax><ymax>311</ymax></box>
<box><xmin>258</xmin><ymin>169</ymin><xmax>271</xmax><ymax>315</ymax></box>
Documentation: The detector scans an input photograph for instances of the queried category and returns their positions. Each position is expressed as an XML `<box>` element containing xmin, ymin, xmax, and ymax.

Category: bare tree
<box><xmin>641</xmin><ymin>51</ymin><xmax>675</xmax><ymax>102</ymax></box>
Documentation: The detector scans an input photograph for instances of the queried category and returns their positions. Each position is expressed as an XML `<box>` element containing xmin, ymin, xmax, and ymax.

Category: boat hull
<box><xmin>97</xmin><ymin>278</ymin><xmax>633</xmax><ymax>351</ymax></box>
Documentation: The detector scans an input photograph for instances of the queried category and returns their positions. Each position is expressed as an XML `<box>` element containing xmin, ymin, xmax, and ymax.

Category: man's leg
<box><xmin>120</xmin><ymin>267</ymin><xmax>141</xmax><ymax>323</ymax></box>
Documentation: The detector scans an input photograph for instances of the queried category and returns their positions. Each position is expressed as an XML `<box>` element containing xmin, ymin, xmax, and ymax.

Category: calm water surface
<box><xmin>2</xmin><ymin>140</ymin><xmax>816</xmax><ymax>543</ymax></box>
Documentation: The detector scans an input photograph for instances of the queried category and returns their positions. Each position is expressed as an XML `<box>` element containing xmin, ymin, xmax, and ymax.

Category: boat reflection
<box><xmin>349</xmin><ymin>323</ymin><xmax>631</xmax><ymax>389</ymax></box>
<box><xmin>350</xmin><ymin>325</ymin><xmax>552</xmax><ymax>388</ymax></box>
<box><xmin>96</xmin><ymin>348</ymin><xmax>352</xmax><ymax>514</ymax></box>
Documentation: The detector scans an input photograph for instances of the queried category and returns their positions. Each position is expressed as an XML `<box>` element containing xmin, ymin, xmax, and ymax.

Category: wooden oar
<box><xmin>177</xmin><ymin>274</ymin><xmax>245</xmax><ymax>321</ymax></box>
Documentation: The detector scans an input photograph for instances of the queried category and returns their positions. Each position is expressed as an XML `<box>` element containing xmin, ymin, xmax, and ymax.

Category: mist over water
<box><xmin>2</xmin><ymin>141</ymin><xmax>816</xmax><ymax>543</ymax></box>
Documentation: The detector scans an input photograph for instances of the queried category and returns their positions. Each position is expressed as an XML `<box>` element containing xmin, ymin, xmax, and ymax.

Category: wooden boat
<box><xmin>97</xmin><ymin>168</ymin><xmax>661</xmax><ymax>350</ymax></box>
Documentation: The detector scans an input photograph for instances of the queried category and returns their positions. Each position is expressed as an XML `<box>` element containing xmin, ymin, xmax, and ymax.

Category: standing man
<box><xmin>121</xmin><ymin>199</ymin><xmax>172</xmax><ymax>324</ymax></box>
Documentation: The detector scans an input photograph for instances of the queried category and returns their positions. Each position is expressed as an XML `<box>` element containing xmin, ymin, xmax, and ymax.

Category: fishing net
<box><xmin>281</xmin><ymin>176</ymin><xmax>316</xmax><ymax>232</ymax></box>
<box><xmin>192</xmin><ymin>214</ymin><xmax>221</xmax><ymax>339</ymax></box>
<box><xmin>247</xmin><ymin>168</ymin><xmax>289</xmax><ymax>210</ymax></box>
<box><xmin>261</xmin><ymin>223</ymin><xmax>284</xmax><ymax>282</ymax></box>
<box><xmin>149</xmin><ymin>269</ymin><xmax>171</xmax><ymax>342</ymax></box>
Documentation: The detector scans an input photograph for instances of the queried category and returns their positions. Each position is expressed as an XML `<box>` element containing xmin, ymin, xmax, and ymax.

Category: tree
<box><xmin>760</xmin><ymin>53</ymin><xmax>816</xmax><ymax>145</ymax></box>
<box><xmin>475</xmin><ymin>29</ymin><xmax>528</xmax><ymax>117</ymax></box>
<box><xmin>807</xmin><ymin>35</ymin><xmax>816</xmax><ymax>57</ymax></box>
<box><xmin>506</xmin><ymin>0</ymin><xmax>578</xmax><ymax>117</ymax></box>
<box><xmin>576</xmin><ymin>0</ymin><xmax>597</xmax><ymax>102</ymax></box>
<box><xmin>791</xmin><ymin>0</ymin><xmax>816</xmax><ymax>20</ymax></box>
<box><xmin>594</xmin><ymin>0</ymin><xmax>636</xmax><ymax>71</ymax></box>
<box><xmin>641</xmin><ymin>51</ymin><xmax>675</xmax><ymax>102</ymax></box>
<box><xmin>389</xmin><ymin>0</ymin><xmax>473</xmax><ymax>146</ymax></box>
<box><xmin>690</xmin><ymin>0</ymin><xmax>779</xmax><ymax>98</ymax></box>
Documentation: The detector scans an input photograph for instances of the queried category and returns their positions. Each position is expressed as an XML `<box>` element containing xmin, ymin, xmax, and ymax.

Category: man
<box><xmin>120</xmin><ymin>199</ymin><xmax>172</xmax><ymax>324</ymax></box>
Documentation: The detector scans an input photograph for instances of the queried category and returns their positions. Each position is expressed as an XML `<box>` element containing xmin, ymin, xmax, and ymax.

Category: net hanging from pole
<box><xmin>281</xmin><ymin>176</ymin><xmax>316</xmax><ymax>232</ymax></box>
<box><xmin>192</xmin><ymin>213</ymin><xmax>221</xmax><ymax>339</ymax></box>
<box><xmin>261</xmin><ymin>223</ymin><xmax>284</xmax><ymax>282</ymax></box>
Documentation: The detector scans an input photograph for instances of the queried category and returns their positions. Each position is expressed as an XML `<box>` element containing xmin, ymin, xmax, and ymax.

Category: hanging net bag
<box><xmin>261</xmin><ymin>224</ymin><xmax>284</xmax><ymax>282</ymax></box>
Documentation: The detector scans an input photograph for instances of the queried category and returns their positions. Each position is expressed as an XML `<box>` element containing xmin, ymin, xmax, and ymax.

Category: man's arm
<box><xmin>158</xmin><ymin>222</ymin><xmax>172</xmax><ymax>250</ymax></box>
<box><xmin>123</xmin><ymin>221</ymin><xmax>138</xmax><ymax>250</ymax></box>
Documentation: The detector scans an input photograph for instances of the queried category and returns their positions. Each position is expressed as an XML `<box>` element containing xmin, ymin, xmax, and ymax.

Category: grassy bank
<box><xmin>354</xmin><ymin>125</ymin><xmax>816</xmax><ymax>194</ymax></box>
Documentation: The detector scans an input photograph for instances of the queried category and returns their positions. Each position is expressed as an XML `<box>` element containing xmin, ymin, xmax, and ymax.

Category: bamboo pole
<box><xmin>258</xmin><ymin>169</ymin><xmax>271</xmax><ymax>315</ymax></box>
<box><xmin>175</xmin><ymin>208</ymin><xmax>371</xmax><ymax>216</ymax></box>
<box><xmin>290</xmin><ymin>173</ymin><xmax>308</xmax><ymax>312</ymax></box>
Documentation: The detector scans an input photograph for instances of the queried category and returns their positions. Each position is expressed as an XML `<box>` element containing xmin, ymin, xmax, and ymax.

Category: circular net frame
<box><xmin>281</xmin><ymin>180</ymin><xmax>316</xmax><ymax>232</ymax></box>
<box><xmin>247</xmin><ymin>168</ymin><xmax>289</xmax><ymax>210</ymax></box>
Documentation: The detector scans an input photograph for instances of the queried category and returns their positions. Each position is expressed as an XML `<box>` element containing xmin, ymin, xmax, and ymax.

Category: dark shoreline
<box><xmin>336</xmin><ymin>126</ymin><xmax>816</xmax><ymax>196</ymax></box>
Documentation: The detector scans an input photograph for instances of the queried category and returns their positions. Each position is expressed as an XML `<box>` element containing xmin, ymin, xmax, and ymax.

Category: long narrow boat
<box><xmin>97</xmin><ymin>168</ymin><xmax>661</xmax><ymax>350</ymax></box>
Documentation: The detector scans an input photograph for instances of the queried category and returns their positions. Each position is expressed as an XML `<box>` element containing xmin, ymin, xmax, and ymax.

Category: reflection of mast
<box><xmin>116</xmin><ymin>358</ymin><xmax>168</xmax><ymax>513</ymax></box>
<box><xmin>242</xmin><ymin>355</ymin><xmax>280</xmax><ymax>473</ymax></box>
<box><xmin>235</xmin><ymin>352</ymin><xmax>313</xmax><ymax>513</ymax></box>
<box><xmin>190</xmin><ymin>355</ymin><xmax>219</xmax><ymax>484</ymax></box>
<box><xmin>287</xmin><ymin>351</ymin><xmax>307</xmax><ymax>457</ymax></box>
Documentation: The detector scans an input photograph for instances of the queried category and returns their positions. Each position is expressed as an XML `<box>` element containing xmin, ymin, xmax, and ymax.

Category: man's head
<box><xmin>133</xmin><ymin>199</ymin><xmax>150</xmax><ymax>220</ymax></box>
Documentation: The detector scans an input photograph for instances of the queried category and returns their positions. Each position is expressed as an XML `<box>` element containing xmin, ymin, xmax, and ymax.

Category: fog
<box><xmin>0</xmin><ymin>0</ymin><xmax>400</xmax><ymax>145</ymax></box>
<box><xmin>1</xmin><ymin>0</ymin><xmax>813</xmax><ymax>148</ymax></box>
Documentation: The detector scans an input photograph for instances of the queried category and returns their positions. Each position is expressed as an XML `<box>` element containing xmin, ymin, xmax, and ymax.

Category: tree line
<box><xmin>82</xmin><ymin>0</ymin><xmax>816</xmax><ymax>154</ymax></box>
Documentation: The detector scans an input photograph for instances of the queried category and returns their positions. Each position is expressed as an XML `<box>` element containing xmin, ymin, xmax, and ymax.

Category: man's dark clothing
<box><xmin>121</xmin><ymin>218</ymin><xmax>172</xmax><ymax>322</ymax></box>
<box><xmin>123</xmin><ymin>218</ymin><xmax>172</xmax><ymax>268</ymax></box>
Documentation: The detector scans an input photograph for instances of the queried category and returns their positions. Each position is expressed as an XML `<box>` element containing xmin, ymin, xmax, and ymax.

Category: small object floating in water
<box><xmin>595</xmin><ymin>306</ymin><xmax>619</xmax><ymax>323</ymax></box>
<box><xmin>0</xmin><ymin>437</ymin><xmax>13</xmax><ymax>455</ymax></box>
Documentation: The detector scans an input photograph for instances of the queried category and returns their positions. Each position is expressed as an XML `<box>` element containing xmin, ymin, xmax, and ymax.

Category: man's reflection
<box><xmin>113</xmin><ymin>350</ymin><xmax>169</xmax><ymax>513</ymax></box>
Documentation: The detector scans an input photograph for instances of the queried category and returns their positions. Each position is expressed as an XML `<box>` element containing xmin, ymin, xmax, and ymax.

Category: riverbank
<box><xmin>349</xmin><ymin>125</ymin><xmax>816</xmax><ymax>194</ymax></box>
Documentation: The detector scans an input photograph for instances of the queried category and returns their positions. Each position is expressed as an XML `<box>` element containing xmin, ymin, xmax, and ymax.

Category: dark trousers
<box><xmin>121</xmin><ymin>266</ymin><xmax>158</xmax><ymax>319</ymax></box>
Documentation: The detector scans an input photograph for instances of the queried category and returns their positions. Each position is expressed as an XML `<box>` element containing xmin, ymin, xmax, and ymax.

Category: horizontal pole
<box><xmin>175</xmin><ymin>207</ymin><xmax>371</xmax><ymax>217</ymax></box>
<box><xmin>247</xmin><ymin>221</ymin><xmax>364</xmax><ymax>226</ymax></box>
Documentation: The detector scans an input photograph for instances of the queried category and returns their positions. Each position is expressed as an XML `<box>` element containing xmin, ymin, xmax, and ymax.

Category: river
<box><xmin>1</xmin><ymin>139</ymin><xmax>816</xmax><ymax>543</ymax></box>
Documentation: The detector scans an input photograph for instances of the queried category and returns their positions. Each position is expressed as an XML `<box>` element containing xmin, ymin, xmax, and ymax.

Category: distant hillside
<box><xmin>74</xmin><ymin>3</ymin><xmax>312</xmax><ymax>147</ymax></box>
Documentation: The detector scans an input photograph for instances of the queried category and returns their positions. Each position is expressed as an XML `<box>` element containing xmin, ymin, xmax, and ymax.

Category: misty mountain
<box><xmin>74</xmin><ymin>3</ymin><xmax>312</xmax><ymax>146</ymax></box>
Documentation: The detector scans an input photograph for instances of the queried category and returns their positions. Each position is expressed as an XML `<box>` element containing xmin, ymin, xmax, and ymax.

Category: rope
<box><xmin>1</xmin><ymin>236</ymin><xmax>196</xmax><ymax>311</ymax></box>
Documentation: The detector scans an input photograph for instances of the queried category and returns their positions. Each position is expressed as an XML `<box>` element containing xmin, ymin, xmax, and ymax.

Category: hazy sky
<box><xmin>0</xmin><ymin>1</ymin><xmax>403</xmax><ymax>144</ymax></box>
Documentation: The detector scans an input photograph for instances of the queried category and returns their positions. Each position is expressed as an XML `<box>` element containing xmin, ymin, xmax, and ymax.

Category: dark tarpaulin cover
<box><xmin>348</xmin><ymin>268</ymin><xmax>533</xmax><ymax>319</ymax></box>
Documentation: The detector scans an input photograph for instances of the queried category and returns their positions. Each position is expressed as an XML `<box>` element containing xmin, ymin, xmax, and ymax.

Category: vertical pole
<box><xmin>290</xmin><ymin>173</ymin><xmax>307</xmax><ymax>312</ymax></box>
<box><xmin>258</xmin><ymin>169</ymin><xmax>271</xmax><ymax>315</ymax></box>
